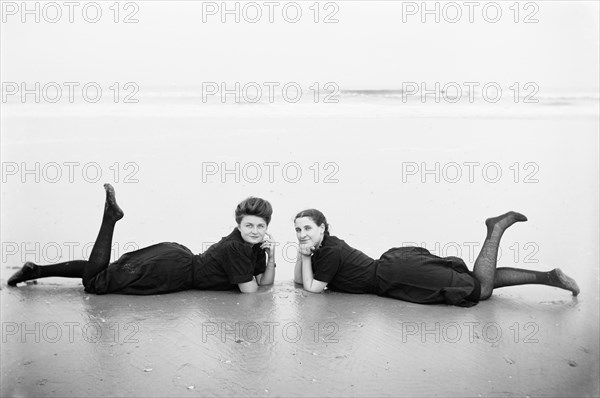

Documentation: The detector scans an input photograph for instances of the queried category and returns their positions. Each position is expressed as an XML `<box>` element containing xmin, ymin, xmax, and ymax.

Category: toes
<box><xmin>555</xmin><ymin>269</ymin><xmax>580</xmax><ymax>296</ymax></box>
<box><xmin>7</xmin><ymin>262</ymin><xmax>39</xmax><ymax>286</ymax></box>
<box><xmin>7</xmin><ymin>271</ymin><xmax>24</xmax><ymax>286</ymax></box>
<box><xmin>510</xmin><ymin>211</ymin><xmax>528</xmax><ymax>222</ymax></box>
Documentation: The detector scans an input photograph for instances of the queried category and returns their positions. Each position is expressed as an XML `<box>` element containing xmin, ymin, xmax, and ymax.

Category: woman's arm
<box><xmin>294</xmin><ymin>253</ymin><xmax>303</xmax><ymax>284</ymax></box>
<box><xmin>299</xmin><ymin>244</ymin><xmax>328</xmax><ymax>293</ymax></box>
<box><xmin>238</xmin><ymin>279</ymin><xmax>259</xmax><ymax>293</ymax></box>
<box><xmin>256</xmin><ymin>262</ymin><xmax>275</xmax><ymax>286</ymax></box>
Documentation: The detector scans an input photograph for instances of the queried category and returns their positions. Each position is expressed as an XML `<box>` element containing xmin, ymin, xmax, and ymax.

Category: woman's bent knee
<box><xmin>479</xmin><ymin>286</ymin><xmax>493</xmax><ymax>300</ymax></box>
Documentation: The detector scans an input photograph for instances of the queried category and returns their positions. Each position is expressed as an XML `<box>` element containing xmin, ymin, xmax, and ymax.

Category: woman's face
<box><xmin>238</xmin><ymin>215</ymin><xmax>268</xmax><ymax>244</ymax></box>
<box><xmin>294</xmin><ymin>217</ymin><xmax>325</xmax><ymax>248</ymax></box>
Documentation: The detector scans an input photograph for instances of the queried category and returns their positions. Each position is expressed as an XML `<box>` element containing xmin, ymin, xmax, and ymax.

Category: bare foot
<box><xmin>550</xmin><ymin>268</ymin><xmax>580</xmax><ymax>296</ymax></box>
<box><xmin>7</xmin><ymin>262</ymin><xmax>40</xmax><ymax>286</ymax></box>
<box><xmin>104</xmin><ymin>183</ymin><xmax>124</xmax><ymax>221</ymax></box>
<box><xmin>485</xmin><ymin>211</ymin><xmax>527</xmax><ymax>238</ymax></box>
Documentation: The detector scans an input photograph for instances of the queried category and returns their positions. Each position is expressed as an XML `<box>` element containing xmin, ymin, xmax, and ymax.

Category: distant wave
<box><xmin>131</xmin><ymin>87</ymin><xmax>599</xmax><ymax>103</ymax></box>
<box><xmin>339</xmin><ymin>89</ymin><xmax>599</xmax><ymax>102</ymax></box>
<box><xmin>3</xmin><ymin>86</ymin><xmax>598</xmax><ymax>118</ymax></box>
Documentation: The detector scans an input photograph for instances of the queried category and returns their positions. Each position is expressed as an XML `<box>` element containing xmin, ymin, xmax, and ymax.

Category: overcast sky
<box><xmin>2</xmin><ymin>1</ymin><xmax>599</xmax><ymax>93</ymax></box>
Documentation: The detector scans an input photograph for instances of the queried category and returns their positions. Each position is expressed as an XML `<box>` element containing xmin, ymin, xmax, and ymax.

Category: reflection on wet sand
<box><xmin>2</xmin><ymin>277</ymin><xmax>596</xmax><ymax>397</ymax></box>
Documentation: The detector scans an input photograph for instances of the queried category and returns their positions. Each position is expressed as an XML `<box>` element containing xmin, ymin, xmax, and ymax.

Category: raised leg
<box><xmin>7</xmin><ymin>184</ymin><xmax>124</xmax><ymax>287</ymax></box>
<box><xmin>473</xmin><ymin>211</ymin><xmax>579</xmax><ymax>299</ymax></box>
<box><xmin>82</xmin><ymin>183</ymin><xmax>124</xmax><ymax>284</ymax></box>
<box><xmin>472</xmin><ymin>211</ymin><xmax>527</xmax><ymax>299</ymax></box>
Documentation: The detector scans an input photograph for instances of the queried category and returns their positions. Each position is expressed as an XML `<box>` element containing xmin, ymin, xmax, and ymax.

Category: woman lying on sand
<box><xmin>293</xmin><ymin>209</ymin><xmax>579</xmax><ymax>307</ymax></box>
<box><xmin>8</xmin><ymin>184</ymin><xmax>275</xmax><ymax>294</ymax></box>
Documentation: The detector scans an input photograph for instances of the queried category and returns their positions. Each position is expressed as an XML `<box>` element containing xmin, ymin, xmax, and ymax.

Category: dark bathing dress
<box><xmin>310</xmin><ymin>235</ymin><xmax>481</xmax><ymax>307</ymax></box>
<box><xmin>84</xmin><ymin>229</ymin><xmax>267</xmax><ymax>295</ymax></box>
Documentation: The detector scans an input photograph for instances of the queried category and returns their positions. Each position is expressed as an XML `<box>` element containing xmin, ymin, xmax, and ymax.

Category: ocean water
<box><xmin>3</xmin><ymin>86</ymin><xmax>599</xmax><ymax>118</ymax></box>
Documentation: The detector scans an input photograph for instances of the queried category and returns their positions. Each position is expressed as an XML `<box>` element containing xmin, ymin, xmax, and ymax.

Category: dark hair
<box><xmin>294</xmin><ymin>209</ymin><xmax>330</xmax><ymax>235</ymax></box>
<box><xmin>235</xmin><ymin>197</ymin><xmax>273</xmax><ymax>225</ymax></box>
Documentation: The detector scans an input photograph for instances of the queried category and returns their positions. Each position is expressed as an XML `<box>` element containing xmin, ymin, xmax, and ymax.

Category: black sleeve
<box><xmin>253</xmin><ymin>249</ymin><xmax>267</xmax><ymax>276</ymax></box>
<box><xmin>312</xmin><ymin>246</ymin><xmax>342</xmax><ymax>283</ymax></box>
<box><xmin>222</xmin><ymin>243</ymin><xmax>255</xmax><ymax>284</ymax></box>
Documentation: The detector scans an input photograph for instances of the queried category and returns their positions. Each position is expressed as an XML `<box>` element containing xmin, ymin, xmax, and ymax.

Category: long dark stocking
<box><xmin>7</xmin><ymin>184</ymin><xmax>124</xmax><ymax>287</ymax></box>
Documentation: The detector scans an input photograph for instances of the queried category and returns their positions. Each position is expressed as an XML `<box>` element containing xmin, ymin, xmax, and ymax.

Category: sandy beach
<box><xmin>2</xmin><ymin>109</ymin><xmax>599</xmax><ymax>397</ymax></box>
<box><xmin>2</xmin><ymin>1</ymin><xmax>599</xmax><ymax>395</ymax></box>
<box><xmin>1</xmin><ymin>278</ymin><xmax>598</xmax><ymax>397</ymax></box>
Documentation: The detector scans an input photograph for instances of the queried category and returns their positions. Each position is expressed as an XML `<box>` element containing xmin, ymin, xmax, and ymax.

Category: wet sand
<box><xmin>1</xmin><ymin>279</ymin><xmax>598</xmax><ymax>397</ymax></box>
<box><xmin>2</xmin><ymin>114</ymin><xmax>599</xmax><ymax>396</ymax></box>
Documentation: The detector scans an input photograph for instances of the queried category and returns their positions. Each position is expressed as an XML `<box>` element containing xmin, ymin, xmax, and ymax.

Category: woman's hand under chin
<box><xmin>298</xmin><ymin>242</ymin><xmax>315</xmax><ymax>256</ymax></box>
<box><xmin>260</xmin><ymin>233</ymin><xmax>275</xmax><ymax>255</ymax></box>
